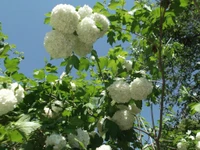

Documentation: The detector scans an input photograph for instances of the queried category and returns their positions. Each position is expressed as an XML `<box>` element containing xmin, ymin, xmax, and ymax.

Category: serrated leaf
<box><xmin>4</xmin><ymin>57</ymin><xmax>20</xmax><ymax>72</ymax></box>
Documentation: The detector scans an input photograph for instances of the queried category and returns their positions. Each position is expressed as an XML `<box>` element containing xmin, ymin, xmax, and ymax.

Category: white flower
<box><xmin>77</xmin><ymin>17</ymin><xmax>100</xmax><ymax>44</ymax></box>
<box><xmin>111</xmin><ymin>110</ymin><xmax>135</xmax><ymax>130</ymax></box>
<box><xmin>186</xmin><ymin>130</ymin><xmax>191</xmax><ymax>135</ymax></box>
<box><xmin>44</xmin><ymin>30</ymin><xmax>74</xmax><ymax>59</ymax></box>
<box><xmin>90</xmin><ymin>13</ymin><xmax>110</xmax><ymax>37</ymax></box>
<box><xmin>96</xmin><ymin>144</ymin><xmax>112</xmax><ymax>150</ymax></box>
<box><xmin>10</xmin><ymin>83</ymin><xmax>24</xmax><ymax>102</ymax></box>
<box><xmin>45</xmin><ymin>133</ymin><xmax>66</xmax><ymax>150</ymax></box>
<box><xmin>68</xmin><ymin>128</ymin><xmax>90</xmax><ymax>149</ymax></box>
<box><xmin>78</xmin><ymin>5</ymin><xmax>93</xmax><ymax>19</ymax></box>
<box><xmin>196</xmin><ymin>141</ymin><xmax>200</xmax><ymax>150</ymax></box>
<box><xmin>116</xmin><ymin>104</ymin><xmax>141</xmax><ymax>115</ymax></box>
<box><xmin>70</xmin><ymin>82</ymin><xmax>76</xmax><ymax>91</ymax></box>
<box><xmin>177</xmin><ymin>139</ymin><xmax>188</xmax><ymax>150</ymax></box>
<box><xmin>107</xmin><ymin>80</ymin><xmax>131</xmax><ymax>103</ymax></box>
<box><xmin>74</xmin><ymin>39</ymin><xmax>93</xmax><ymax>57</ymax></box>
<box><xmin>51</xmin><ymin>100</ymin><xmax>63</xmax><ymax>113</ymax></box>
<box><xmin>130</xmin><ymin>77</ymin><xmax>153</xmax><ymax>100</ymax></box>
<box><xmin>0</xmin><ymin>89</ymin><xmax>17</xmax><ymax>116</ymax></box>
<box><xmin>188</xmin><ymin>135</ymin><xmax>195</xmax><ymax>140</ymax></box>
<box><xmin>50</xmin><ymin>4</ymin><xmax>80</xmax><ymax>34</ymax></box>
<box><xmin>196</xmin><ymin>132</ymin><xmax>200</xmax><ymax>141</ymax></box>
<box><xmin>124</xmin><ymin>60</ymin><xmax>132</xmax><ymax>71</ymax></box>
<box><xmin>44</xmin><ymin>107</ymin><xmax>53</xmax><ymax>118</ymax></box>
<box><xmin>90</xmin><ymin>56</ymin><xmax>95</xmax><ymax>61</ymax></box>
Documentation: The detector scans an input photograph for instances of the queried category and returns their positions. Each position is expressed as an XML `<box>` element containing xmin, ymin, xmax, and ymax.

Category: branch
<box><xmin>156</xmin><ymin>3</ymin><xmax>166</xmax><ymax>149</ymax></box>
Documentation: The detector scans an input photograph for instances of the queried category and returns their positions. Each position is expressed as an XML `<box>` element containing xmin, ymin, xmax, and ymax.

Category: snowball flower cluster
<box><xmin>44</xmin><ymin>4</ymin><xmax>110</xmax><ymax>58</ymax></box>
<box><xmin>68</xmin><ymin>128</ymin><xmax>90</xmax><ymax>149</ymax></box>
<box><xmin>0</xmin><ymin>83</ymin><xmax>24</xmax><ymax>116</ymax></box>
<box><xmin>107</xmin><ymin>77</ymin><xmax>153</xmax><ymax>103</ymax></box>
<box><xmin>111</xmin><ymin>110</ymin><xmax>135</xmax><ymax>130</ymax></box>
<box><xmin>50</xmin><ymin>4</ymin><xmax>80</xmax><ymax>34</ymax></box>
<box><xmin>130</xmin><ymin>77</ymin><xmax>153</xmax><ymax>100</ymax></box>
<box><xmin>196</xmin><ymin>132</ymin><xmax>200</xmax><ymax>141</ymax></box>
<box><xmin>45</xmin><ymin>133</ymin><xmax>66</xmax><ymax>150</ymax></box>
<box><xmin>197</xmin><ymin>132</ymin><xmax>200</xmax><ymax>150</ymax></box>
<box><xmin>107</xmin><ymin>80</ymin><xmax>131</xmax><ymax>103</ymax></box>
<box><xmin>177</xmin><ymin>139</ymin><xmax>188</xmax><ymax>150</ymax></box>
<box><xmin>96</xmin><ymin>144</ymin><xmax>112</xmax><ymax>150</ymax></box>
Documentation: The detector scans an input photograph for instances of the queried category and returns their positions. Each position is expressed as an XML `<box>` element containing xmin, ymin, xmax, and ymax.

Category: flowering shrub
<box><xmin>0</xmin><ymin>0</ymin><xmax>199</xmax><ymax>149</ymax></box>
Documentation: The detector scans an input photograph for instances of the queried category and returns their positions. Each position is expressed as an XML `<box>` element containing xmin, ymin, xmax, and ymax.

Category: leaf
<box><xmin>191</xmin><ymin>103</ymin><xmax>200</xmax><ymax>113</ymax></box>
<box><xmin>0</xmin><ymin>44</ymin><xmax>10</xmax><ymax>58</ymax></box>
<box><xmin>8</xmin><ymin>130</ymin><xmax>23</xmax><ymax>143</ymax></box>
<box><xmin>108</xmin><ymin>0</ymin><xmax>120</xmax><ymax>10</ymax></box>
<box><xmin>4</xmin><ymin>57</ymin><xmax>20</xmax><ymax>73</ymax></box>
<box><xmin>14</xmin><ymin>115</ymin><xmax>41</xmax><ymax>138</ymax></box>
<box><xmin>71</xmin><ymin>55</ymin><xmax>80</xmax><ymax>70</ymax></box>
<box><xmin>33</xmin><ymin>69</ymin><xmax>45</xmax><ymax>80</ymax></box>
<box><xmin>107</xmin><ymin>31</ymin><xmax>116</xmax><ymax>45</ymax></box>
<box><xmin>93</xmin><ymin>2</ymin><xmax>104</xmax><ymax>12</ymax></box>
<box><xmin>79</xmin><ymin>58</ymin><xmax>90</xmax><ymax>71</ymax></box>
<box><xmin>180</xmin><ymin>0</ymin><xmax>189</xmax><ymax>7</ymax></box>
<box><xmin>46</xmin><ymin>74</ymin><xmax>58</xmax><ymax>82</ymax></box>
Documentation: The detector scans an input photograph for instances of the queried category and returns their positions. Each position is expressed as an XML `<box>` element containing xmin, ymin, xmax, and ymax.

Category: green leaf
<box><xmin>0</xmin><ymin>44</ymin><xmax>10</xmax><ymax>58</ymax></box>
<box><xmin>70</xmin><ymin>116</ymin><xmax>84</xmax><ymax>127</ymax></box>
<box><xmin>191</xmin><ymin>103</ymin><xmax>200</xmax><ymax>113</ymax></box>
<box><xmin>33</xmin><ymin>69</ymin><xmax>45</xmax><ymax>80</ymax></box>
<box><xmin>14</xmin><ymin>115</ymin><xmax>41</xmax><ymax>138</ymax></box>
<box><xmin>12</xmin><ymin>72</ymin><xmax>27</xmax><ymax>81</ymax></box>
<box><xmin>0</xmin><ymin>76</ymin><xmax>12</xmax><ymax>83</ymax></box>
<box><xmin>46</xmin><ymin>74</ymin><xmax>58</xmax><ymax>82</ymax></box>
<box><xmin>8</xmin><ymin>130</ymin><xmax>23</xmax><ymax>143</ymax></box>
<box><xmin>79</xmin><ymin>58</ymin><xmax>90</xmax><ymax>71</ymax></box>
<box><xmin>108</xmin><ymin>0</ymin><xmax>120</xmax><ymax>10</ymax></box>
<box><xmin>180</xmin><ymin>0</ymin><xmax>189</xmax><ymax>7</ymax></box>
<box><xmin>4</xmin><ymin>57</ymin><xmax>20</xmax><ymax>73</ymax></box>
<box><xmin>93</xmin><ymin>2</ymin><xmax>104</xmax><ymax>12</ymax></box>
<box><xmin>71</xmin><ymin>55</ymin><xmax>80</xmax><ymax>70</ymax></box>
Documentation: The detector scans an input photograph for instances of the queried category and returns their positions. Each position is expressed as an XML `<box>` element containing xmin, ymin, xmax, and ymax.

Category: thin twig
<box><xmin>150</xmin><ymin>103</ymin><xmax>156</xmax><ymax>136</ymax></box>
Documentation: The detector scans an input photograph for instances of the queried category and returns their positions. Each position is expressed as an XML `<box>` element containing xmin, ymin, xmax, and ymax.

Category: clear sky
<box><xmin>0</xmin><ymin>0</ymin><xmax>134</xmax><ymax>77</ymax></box>
<box><xmin>0</xmin><ymin>0</ymin><xmax>159</xmax><ymax>132</ymax></box>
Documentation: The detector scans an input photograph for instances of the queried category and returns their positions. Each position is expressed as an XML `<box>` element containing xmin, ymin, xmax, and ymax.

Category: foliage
<box><xmin>0</xmin><ymin>0</ymin><xmax>200</xmax><ymax>149</ymax></box>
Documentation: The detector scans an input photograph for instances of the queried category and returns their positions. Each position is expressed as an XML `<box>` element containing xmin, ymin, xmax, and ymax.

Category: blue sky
<box><xmin>0</xmin><ymin>0</ymin><xmax>159</xmax><ymax>135</ymax></box>
<box><xmin>0</xmin><ymin>0</ymin><xmax>134</xmax><ymax>77</ymax></box>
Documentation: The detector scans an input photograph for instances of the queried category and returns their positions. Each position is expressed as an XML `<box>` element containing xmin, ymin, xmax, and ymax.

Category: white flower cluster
<box><xmin>130</xmin><ymin>77</ymin><xmax>153</xmax><ymax>100</ymax></box>
<box><xmin>107</xmin><ymin>80</ymin><xmax>131</xmax><ymax>103</ymax></box>
<box><xmin>45</xmin><ymin>133</ymin><xmax>66</xmax><ymax>150</ymax></box>
<box><xmin>177</xmin><ymin>132</ymin><xmax>200</xmax><ymax>150</ymax></box>
<box><xmin>96</xmin><ymin>144</ymin><xmax>112</xmax><ymax>150</ymax></box>
<box><xmin>111</xmin><ymin>110</ymin><xmax>135</xmax><ymax>130</ymax></box>
<box><xmin>44</xmin><ymin>4</ymin><xmax>110</xmax><ymax>58</ymax></box>
<box><xmin>44</xmin><ymin>100</ymin><xmax>63</xmax><ymax>118</ymax></box>
<box><xmin>68</xmin><ymin>128</ymin><xmax>90</xmax><ymax>149</ymax></box>
<box><xmin>0</xmin><ymin>83</ymin><xmax>24</xmax><ymax>116</ymax></box>
<box><xmin>196</xmin><ymin>132</ymin><xmax>200</xmax><ymax>150</ymax></box>
<box><xmin>107</xmin><ymin>77</ymin><xmax>153</xmax><ymax>103</ymax></box>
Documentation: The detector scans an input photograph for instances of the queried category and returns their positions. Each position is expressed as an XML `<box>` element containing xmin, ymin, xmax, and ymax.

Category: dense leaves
<box><xmin>0</xmin><ymin>0</ymin><xmax>200</xmax><ymax>149</ymax></box>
